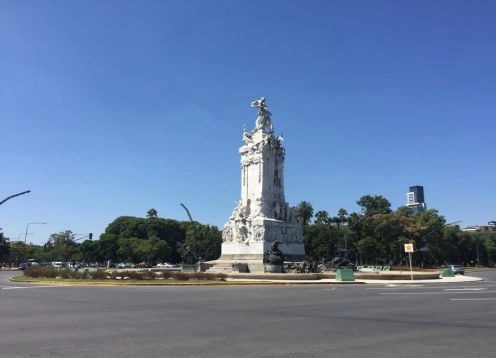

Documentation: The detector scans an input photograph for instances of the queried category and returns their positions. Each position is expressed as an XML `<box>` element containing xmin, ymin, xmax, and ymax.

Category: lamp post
<box><xmin>0</xmin><ymin>190</ymin><xmax>31</xmax><ymax>206</ymax></box>
<box><xmin>24</xmin><ymin>222</ymin><xmax>47</xmax><ymax>244</ymax></box>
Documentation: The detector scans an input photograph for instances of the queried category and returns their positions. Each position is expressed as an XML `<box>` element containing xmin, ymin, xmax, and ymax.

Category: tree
<box><xmin>0</xmin><ymin>232</ymin><xmax>10</xmax><ymax>263</ymax></box>
<box><xmin>314</xmin><ymin>210</ymin><xmax>329</xmax><ymax>225</ymax></box>
<box><xmin>303</xmin><ymin>224</ymin><xmax>339</xmax><ymax>260</ymax></box>
<box><xmin>337</xmin><ymin>208</ymin><xmax>348</xmax><ymax>224</ymax></box>
<box><xmin>357</xmin><ymin>195</ymin><xmax>392</xmax><ymax>215</ymax></box>
<box><xmin>331</xmin><ymin>208</ymin><xmax>349</xmax><ymax>230</ymax></box>
<box><xmin>183</xmin><ymin>223</ymin><xmax>222</xmax><ymax>261</ymax></box>
<box><xmin>147</xmin><ymin>208</ymin><xmax>158</xmax><ymax>219</ymax></box>
<box><xmin>296</xmin><ymin>201</ymin><xmax>314</xmax><ymax>226</ymax></box>
<box><xmin>44</xmin><ymin>231</ymin><xmax>78</xmax><ymax>262</ymax></box>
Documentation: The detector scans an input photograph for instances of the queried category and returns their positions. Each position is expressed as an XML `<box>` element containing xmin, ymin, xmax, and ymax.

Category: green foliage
<box><xmin>301</xmin><ymin>195</ymin><xmax>492</xmax><ymax>267</ymax></box>
<box><xmin>172</xmin><ymin>272</ymin><xmax>191</xmax><ymax>281</ymax></box>
<box><xmin>90</xmin><ymin>269</ymin><xmax>108</xmax><ymax>280</ymax></box>
<box><xmin>0</xmin><ymin>232</ymin><xmax>10</xmax><ymax>262</ymax></box>
<box><xmin>160</xmin><ymin>270</ymin><xmax>174</xmax><ymax>279</ymax></box>
<box><xmin>24</xmin><ymin>267</ymin><xmax>228</xmax><ymax>282</ymax></box>
<box><xmin>183</xmin><ymin>223</ymin><xmax>222</xmax><ymax>261</ymax></box>
<box><xmin>43</xmin><ymin>231</ymin><xmax>78</xmax><ymax>262</ymax></box>
<box><xmin>147</xmin><ymin>208</ymin><xmax>158</xmax><ymax>219</ymax></box>
<box><xmin>357</xmin><ymin>195</ymin><xmax>392</xmax><ymax>215</ymax></box>
<box><xmin>191</xmin><ymin>272</ymin><xmax>227</xmax><ymax>281</ymax></box>
<box><xmin>296</xmin><ymin>201</ymin><xmax>314</xmax><ymax>225</ymax></box>
<box><xmin>119</xmin><ymin>270</ymin><xmax>143</xmax><ymax>280</ymax></box>
<box><xmin>314</xmin><ymin>210</ymin><xmax>329</xmax><ymax>225</ymax></box>
<box><xmin>24</xmin><ymin>266</ymin><xmax>58</xmax><ymax>278</ymax></box>
<box><xmin>303</xmin><ymin>224</ymin><xmax>339</xmax><ymax>260</ymax></box>
<box><xmin>59</xmin><ymin>268</ymin><xmax>74</xmax><ymax>279</ymax></box>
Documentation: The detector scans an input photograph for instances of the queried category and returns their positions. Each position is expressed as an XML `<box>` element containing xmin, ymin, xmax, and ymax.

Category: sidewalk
<box><xmin>227</xmin><ymin>274</ymin><xmax>484</xmax><ymax>285</ymax></box>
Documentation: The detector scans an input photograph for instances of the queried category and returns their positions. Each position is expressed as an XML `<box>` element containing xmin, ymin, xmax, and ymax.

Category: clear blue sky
<box><xmin>1</xmin><ymin>1</ymin><xmax>495</xmax><ymax>245</ymax></box>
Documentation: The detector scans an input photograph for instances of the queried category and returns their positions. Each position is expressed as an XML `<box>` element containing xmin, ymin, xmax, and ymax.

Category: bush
<box><xmin>119</xmin><ymin>270</ymin><xmax>142</xmax><ymax>280</ymax></box>
<box><xmin>216</xmin><ymin>273</ymin><xmax>228</xmax><ymax>281</ymax></box>
<box><xmin>24</xmin><ymin>266</ymin><xmax>58</xmax><ymax>278</ymax></box>
<box><xmin>24</xmin><ymin>266</ymin><xmax>228</xmax><ymax>282</ymax></box>
<box><xmin>190</xmin><ymin>272</ymin><xmax>228</xmax><ymax>281</ymax></box>
<box><xmin>81</xmin><ymin>269</ymin><xmax>90</xmax><ymax>279</ymax></box>
<box><xmin>172</xmin><ymin>272</ymin><xmax>190</xmax><ymax>281</ymax></box>
<box><xmin>160</xmin><ymin>270</ymin><xmax>173</xmax><ymax>279</ymax></box>
<box><xmin>59</xmin><ymin>268</ymin><xmax>79</xmax><ymax>279</ymax></box>
<box><xmin>140</xmin><ymin>270</ymin><xmax>156</xmax><ymax>280</ymax></box>
<box><xmin>90</xmin><ymin>269</ymin><xmax>108</xmax><ymax>280</ymax></box>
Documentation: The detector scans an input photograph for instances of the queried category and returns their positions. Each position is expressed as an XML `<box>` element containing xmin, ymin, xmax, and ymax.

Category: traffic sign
<box><xmin>404</xmin><ymin>243</ymin><xmax>414</xmax><ymax>253</ymax></box>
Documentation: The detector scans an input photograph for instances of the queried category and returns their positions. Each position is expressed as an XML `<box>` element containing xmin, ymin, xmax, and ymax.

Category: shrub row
<box><xmin>24</xmin><ymin>267</ymin><xmax>227</xmax><ymax>281</ymax></box>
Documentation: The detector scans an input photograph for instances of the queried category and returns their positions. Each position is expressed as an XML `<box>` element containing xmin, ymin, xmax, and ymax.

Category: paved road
<box><xmin>1</xmin><ymin>270</ymin><xmax>496</xmax><ymax>358</ymax></box>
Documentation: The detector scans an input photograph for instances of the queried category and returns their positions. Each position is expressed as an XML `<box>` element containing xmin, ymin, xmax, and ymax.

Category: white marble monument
<box><xmin>219</xmin><ymin>97</ymin><xmax>305</xmax><ymax>267</ymax></box>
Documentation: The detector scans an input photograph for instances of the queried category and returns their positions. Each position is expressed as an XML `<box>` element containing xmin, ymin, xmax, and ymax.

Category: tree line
<box><xmin>295</xmin><ymin>195</ymin><xmax>496</xmax><ymax>267</ymax></box>
<box><xmin>3</xmin><ymin>209</ymin><xmax>222</xmax><ymax>266</ymax></box>
<box><xmin>2</xmin><ymin>197</ymin><xmax>495</xmax><ymax>268</ymax></box>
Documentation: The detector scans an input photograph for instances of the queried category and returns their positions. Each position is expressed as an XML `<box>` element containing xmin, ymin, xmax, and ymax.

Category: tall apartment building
<box><xmin>406</xmin><ymin>185</ymin><xmax>426</xmax><ymax>213</ymax></box>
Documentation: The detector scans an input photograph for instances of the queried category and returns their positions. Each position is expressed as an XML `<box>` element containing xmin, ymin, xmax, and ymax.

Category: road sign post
<box><xmin>404</xmin><ymin>243</ymin><xmax>414</xmax><ymax>280</ymax></box>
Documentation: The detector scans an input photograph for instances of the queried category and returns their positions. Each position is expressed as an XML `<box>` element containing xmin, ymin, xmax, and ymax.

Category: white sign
<box><xmin>404</xmin><ymin>243</ymin><xmax>414</xmax><ymax>253</ymax></box>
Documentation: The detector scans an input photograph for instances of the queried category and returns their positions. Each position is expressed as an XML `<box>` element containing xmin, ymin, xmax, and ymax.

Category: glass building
<box><xmin>406</xmin><ymin>185</ymin><xmax>426</xmax><ymax>213</ymax></box>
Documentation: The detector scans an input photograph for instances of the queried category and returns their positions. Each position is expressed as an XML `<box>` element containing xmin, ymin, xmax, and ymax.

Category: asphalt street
<box><xmin>1</xmin><ymin>270</ymin><xmax>496</xmax><ymax>358</ymax></box>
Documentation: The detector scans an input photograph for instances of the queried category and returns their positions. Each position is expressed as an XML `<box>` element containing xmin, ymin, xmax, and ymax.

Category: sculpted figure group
<box><xmin>251</xmin><ymin>97</ymin><xmax>274</xmax><ymax>133</ymax></box>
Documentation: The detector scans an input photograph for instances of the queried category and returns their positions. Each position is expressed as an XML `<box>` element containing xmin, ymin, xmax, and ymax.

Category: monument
<box><xmin>212</xmin><ymin>97</ymin><xmax>305</xmax><ymax>273</ymax></box>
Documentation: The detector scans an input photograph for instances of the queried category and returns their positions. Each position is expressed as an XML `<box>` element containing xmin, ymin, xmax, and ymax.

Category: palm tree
<box><xmin>147</xmin><ymin>208</ymin><xmax>158</xmax><ymax>219</ymax></box>
<box><xmin>296</xmin><ymin>201</ymin><xmax>314</xmax><ymax>226</ymax></box>
<box><xmin>314</xmin><ymin>210</ymin><xmax>330</xmax><ymax>225</ymax></box>
<box><xmin>337</xmin><ymin>208</ymin><xmax>348</xmax><ymax>229</ymax></box>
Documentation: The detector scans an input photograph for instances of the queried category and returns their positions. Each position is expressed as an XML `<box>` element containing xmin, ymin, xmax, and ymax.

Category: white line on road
<box><xmin>451</xmin><ymin>298</ymin><xmax>496</xmax><ymax>301</ymax></box>
<box><xmin>443</xmin><ymin>288</ymin><xmax>487</xmax><ymax>291</ymax></box>
<box><xmin>367</xmin><ymin>285</ymin><xmax>425</xmax><ymax>290</ymax></box>
<box><xmin>379</xmin><ymin>290</ymin><xmax>496</xmax><ymax>295</ymax></box>
<box><xmin>1</xmin><ymin>286</ymin><xmax>61</xmax><ymax>290</ymax></box>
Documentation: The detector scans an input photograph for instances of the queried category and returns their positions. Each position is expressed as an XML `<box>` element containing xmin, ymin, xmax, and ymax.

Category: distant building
<box><xmin>462</xmin><ymin>220</ymin><xmax>496</xmax><ymax>232</ymax></box>
<box><xmin>406</xmin><ymin>185</ymin><xmax>426</xmax><ymax>213</ymax></box>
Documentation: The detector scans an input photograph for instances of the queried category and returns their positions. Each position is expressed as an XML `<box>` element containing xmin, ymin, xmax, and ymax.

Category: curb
<box><xmin>9</xmin><ymin>274</ymin><xmax>483</xmax><ymax>286</ymax></box>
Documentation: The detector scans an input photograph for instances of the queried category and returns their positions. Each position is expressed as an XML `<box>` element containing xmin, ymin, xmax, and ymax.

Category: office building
<box><xmin>406</xmin><ymin>185</ymin><xmax>426</xmax><ymax>213</ymax></box>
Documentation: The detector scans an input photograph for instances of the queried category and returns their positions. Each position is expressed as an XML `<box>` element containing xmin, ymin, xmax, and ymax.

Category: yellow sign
<box><xmin>404</xmin><ymin>243</ymin><xmax>414</xmax><ymax>253</ymax></box>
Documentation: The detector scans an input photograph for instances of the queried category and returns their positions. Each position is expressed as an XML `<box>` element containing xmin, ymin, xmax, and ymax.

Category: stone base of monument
<box><xmin>203</xmin><ymin>260</ymin><xmax>267</xmax><ymax>274</ymax></box>
<box><xmin>264</xmin><ymin>264</ymin><xmax>282</xmax><ymax>273</ymax></box>
<box><xmin>220</xmin><ymin>241</ymin><xmax>305</xmax><ymax>262</ymax></box>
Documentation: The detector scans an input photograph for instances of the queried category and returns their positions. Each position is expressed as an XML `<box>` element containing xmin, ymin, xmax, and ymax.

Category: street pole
<box><xmin>409</xmin><ymin>251</ymin><xmax>413</xmax><ymax>280</ymax></box>
<box><xmin>24</xmin><ymin>222</ymin><xmax>47</xmax><ymax>243</ymax></box>
<box><xmin>0</xmin><ymin>190</ymin><xmax>31</xmax><ymax>206</ymax></box>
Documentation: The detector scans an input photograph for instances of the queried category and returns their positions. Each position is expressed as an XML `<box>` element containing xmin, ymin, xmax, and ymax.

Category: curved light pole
<box><xmin>0</xmin><ymin>190</ymin><xmax>31</xmax><ymax>206</ymax></box>
<box><xmin>24</xmin><ymin>222</ymin><xmax>47</xmax><ymax>243</ymax></box>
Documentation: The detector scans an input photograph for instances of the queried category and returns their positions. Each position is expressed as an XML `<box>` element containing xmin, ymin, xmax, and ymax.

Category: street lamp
<box><xmin>0</xmin><ymin>190</ymin><xmax>31</xmax><ymax>206</ymax></box>
<box><xmin>24</xmin><ymin>222</ymin><xmax>47</xmax><ymax>243</ymax></box>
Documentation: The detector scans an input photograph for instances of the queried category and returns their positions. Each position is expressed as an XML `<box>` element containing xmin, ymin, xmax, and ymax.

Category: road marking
<box><xmin>1</xmin><ymin>285</ymin><xmax>60</xmax><ymax>290</ymax></box>
<box><xmin>367</xmin><ymin>285</ymin><xmax>425</xmax><ymax>290</ymax></box>
<box><xmin>443</xmin><ymin>288</ymin><xmax>487</xmax><ymax>291</ymax></box>
<box><xmin>323</xmin><ymin>287</ymin><xmax>336</xmax><ymax>291</ymax></box>
<box><xmin>379</xmin><ymin>290</ymin><xmax>496</xmax><ymax>295</ymax></box>
<box><xmin>451</xmin><ymin>298</ymin><xmax>496</xmax><ymax>301</ymax></box>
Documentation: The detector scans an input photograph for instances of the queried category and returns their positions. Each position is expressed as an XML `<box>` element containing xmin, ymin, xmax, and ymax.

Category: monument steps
<box><xmin>204</xmin><ymin>264</ymin><xmax>233</xmax><ymax>274</ymax></box>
